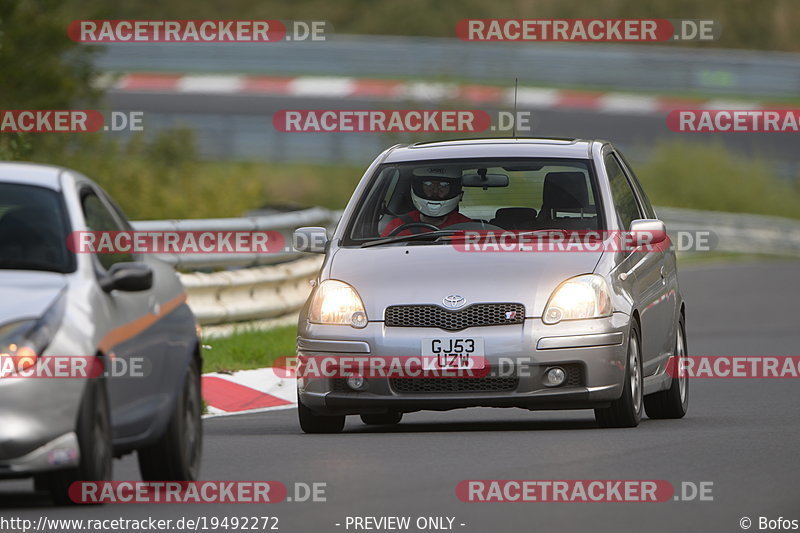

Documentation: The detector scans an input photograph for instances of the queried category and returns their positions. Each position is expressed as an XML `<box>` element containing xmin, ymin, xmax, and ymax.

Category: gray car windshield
<box><xmin>347</xmin><ymin>158</ymin><xmax>601</xmax><ymax>243</ymax></box>
<box><xmin>0</xmin><ymin>183</ymin><xmax>74</xmax><ymax>273</ymax></box>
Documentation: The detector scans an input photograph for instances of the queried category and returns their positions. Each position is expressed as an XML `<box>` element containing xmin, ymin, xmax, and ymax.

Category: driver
<box><xmin>381</xmin><ymin>167</ymin><xmax>472</xmax><ymax>237</ymax></box>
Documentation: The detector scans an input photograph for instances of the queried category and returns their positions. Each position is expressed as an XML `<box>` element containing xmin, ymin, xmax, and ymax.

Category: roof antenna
<box><xmin>512</xmin><ymin>77</ymin><xmax>518</xmax><ymax>139</ymax></box>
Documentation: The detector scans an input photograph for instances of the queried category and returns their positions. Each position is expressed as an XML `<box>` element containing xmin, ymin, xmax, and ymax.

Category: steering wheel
<box><xmin>387</xmin><ymin>222</ymin><xmax>440</xmax><ymax>236</ymax></box>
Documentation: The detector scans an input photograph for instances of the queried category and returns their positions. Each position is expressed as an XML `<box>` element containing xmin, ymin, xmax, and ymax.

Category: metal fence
<box><xmin>95</xmin><ymin>35</ymin><xmax>800</xmax><ymax>98</ymax></box>
<box><xmin>133</xmin><ymin>206</ymin><xmax>800</xmax><ymax>336</ymax></box>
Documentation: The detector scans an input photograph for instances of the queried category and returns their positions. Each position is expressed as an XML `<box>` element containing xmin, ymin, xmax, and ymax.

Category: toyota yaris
<box><xmin>0</xmin><ymin>162</ymin><xmax>202</xmax><ymax>503</ymax></box>
<box><xmin>294</xmin><ymin>138</ymin><xmax>688</xmax><ymax>433</ymax></box>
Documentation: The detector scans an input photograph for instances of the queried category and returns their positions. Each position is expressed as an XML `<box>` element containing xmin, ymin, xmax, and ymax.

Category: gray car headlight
<box><xmin>542</xmin><ymin>274</ymin><xmax>612</xmax><ymax>325</ymax></box>
<box><xmin>0</xmin><ymin>291</ymin><xmax>66</xmax><ymax>377</ymax></box>
<box><xmin>309</xmin><ymin>280</ymin><xmax>368</xmax><ymax>328</ymax></box>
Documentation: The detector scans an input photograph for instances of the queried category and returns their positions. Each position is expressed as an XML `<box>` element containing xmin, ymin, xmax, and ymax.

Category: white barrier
<box><xmin>134</xmin><ymin>207</ymin><xmax>800</xmax><ymax>336</ymax></box>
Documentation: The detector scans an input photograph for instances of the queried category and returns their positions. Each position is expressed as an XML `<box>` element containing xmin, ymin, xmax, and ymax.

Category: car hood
<box><xmin>328</xmin><ymin>245</ymin><xmax>604</xmax><ymax>319</ymax></box>
<box><xmin>0</xmin><ymin>270</ymin><xmax>67</xmax><ymax>326</ymax></box>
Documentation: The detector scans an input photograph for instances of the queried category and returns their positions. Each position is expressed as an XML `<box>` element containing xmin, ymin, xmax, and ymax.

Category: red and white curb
<box><xmin>112</xmin><ymin>72</ymin><xmax>765</xmax><ymax>116</ymax></box>
<box><xmin>202</xmin><ymin>368</ymin><xmax>296</xmax><ymax>418</ymax></box>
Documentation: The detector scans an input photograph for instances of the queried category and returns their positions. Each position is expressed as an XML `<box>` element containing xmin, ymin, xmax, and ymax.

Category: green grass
<box><xmin>636</xmin><ymin>140</ymin><xmax>800</xmax><ymax>219</ymax></box>
<box><xmin>21</xmin><ymin>131</ymin><xmax>800</xmax><ymax>222</ymax></box>
<box><xmin>201</xmin><ymin>326</ymin><xmax>297</xmax><ymax>373</ymax></box>
<box><xmin>24</xmin><ymin>131</ymin><xmax>364</xmax><ymax>219</ymax></box>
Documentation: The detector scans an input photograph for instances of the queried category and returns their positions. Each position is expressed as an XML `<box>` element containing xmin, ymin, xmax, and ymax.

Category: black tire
<box><xmin>645</xmin><ymin>315</ymin><xmax>689</xmax><ymax>419</ymax></box>
<box><xmin>298</xmin><ymin>398</ymin><xmax>345</xmax><ymax>434</ymax></box>
<box><xmin>360</xmin><ymin>412</ymin><xmax>403</xmax><ymax>425</ymax></box>
<box><xmin>595</xmin><ymin>322</ymin><xmax>643</xmax><ymax>428</ymax></box>
<box><xmin>137</xmin><ymin>357</ymin><xmax>203</xmax><ymax>481</ymax></box>
<box><xmin>48</xmin><ymin>377</ymin><xmax>112</xmax><ymax>505</ymax></box>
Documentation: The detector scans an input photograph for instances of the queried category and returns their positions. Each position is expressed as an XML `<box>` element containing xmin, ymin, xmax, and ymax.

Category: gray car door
<box><xmin>79</xmin><ymin>186</ymin><xmax>167</xmax><ymax>440</ymax></box>
<box><xmin>604</xmin><ymin>152</ymin><xmax>669</xmax><ymax>376</ymax></box>
<box><xmin>617</xmin><ymin>151</ymin><xmax>679</xmax><ymax>367</ymax></box>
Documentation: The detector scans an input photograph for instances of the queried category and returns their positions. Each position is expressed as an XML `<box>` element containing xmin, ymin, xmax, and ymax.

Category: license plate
<box><xmin>421</xmin><ymin>338</ymin><xmax>485</xmax><ymax>370</ymax></box>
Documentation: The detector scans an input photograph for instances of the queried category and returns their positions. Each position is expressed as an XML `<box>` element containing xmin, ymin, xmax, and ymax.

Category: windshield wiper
<box><xmin>360</xmin><ymin>230</ymin><xmax>461</xmax><ymax>248</ymax></box>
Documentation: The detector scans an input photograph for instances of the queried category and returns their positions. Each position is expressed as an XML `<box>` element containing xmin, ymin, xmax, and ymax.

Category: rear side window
<box><xmin>605</xmin><ymin>154</ymin><xmax>642</xmax><ymax>230</ymax></box>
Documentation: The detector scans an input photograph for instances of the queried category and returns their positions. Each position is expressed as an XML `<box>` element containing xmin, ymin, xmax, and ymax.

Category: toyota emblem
<box><xmin>442</xmin><ymin>295</ymin><xmax>466</xmax><ymax>309</ymax></box>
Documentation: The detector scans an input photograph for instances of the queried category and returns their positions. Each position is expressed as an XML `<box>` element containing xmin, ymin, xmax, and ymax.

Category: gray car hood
<box><xmin>329</xmin><ymin>245</ymin><xmax>604</xmax><ymax>319</ymax></box>
<box><xmin>0</xmin><ymin>271</ymin><xmax>67</xmax><ymax>326</ymax></box>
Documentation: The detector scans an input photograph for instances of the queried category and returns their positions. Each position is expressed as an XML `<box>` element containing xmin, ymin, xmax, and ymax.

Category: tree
<box><xmin>0</xmin><ymin>0</ymin><xmax>100</xmax><ymax>158</ymax></box>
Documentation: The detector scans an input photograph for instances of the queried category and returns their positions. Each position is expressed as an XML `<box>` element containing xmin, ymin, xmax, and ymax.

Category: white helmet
<box><xmin>410</xmin><ymin>167</ymin><xmax>463</xmax><ymax>218</ymax></box>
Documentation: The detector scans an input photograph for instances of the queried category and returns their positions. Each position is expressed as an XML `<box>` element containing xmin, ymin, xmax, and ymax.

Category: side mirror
<box><xmin>629</xmin><ymin>219</ymin><xmax>667</xmax><ymax>247</ymax></box>
<box><xmin>100</xmin><ymin>262</ymin><xmax>153</xmax><ymax>292</ymax></box>
<box><xmin>293</xmin><ymin>227</ymin><xmax>329</xmax><ymax>254</ymax></box>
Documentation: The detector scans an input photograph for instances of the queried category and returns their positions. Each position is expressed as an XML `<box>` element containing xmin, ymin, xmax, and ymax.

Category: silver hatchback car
<box><xmin>294</xmin><ymin>138</ymin><xmax>688</xmax><ymax>433</ymax></box>
<box><xmin>0</xmin><ymin>163</ymin><xmax>202</xmax><ymax>503</ymax></box>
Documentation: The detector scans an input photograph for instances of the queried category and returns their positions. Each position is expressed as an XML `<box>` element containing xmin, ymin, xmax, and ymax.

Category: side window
<box><xmin>605</xmin><ymin>153</ymin><xmax>642</xmax><ymax>230</ymax></box>
<box><xmin>81</xmin><ymin>190</ymin><xmax>133</xmax><ymax>269</ymax></box>
<box><xmin>615</xmin><ymin>152</ymin><xmax>656</xmax><ymax>219</ymax></box>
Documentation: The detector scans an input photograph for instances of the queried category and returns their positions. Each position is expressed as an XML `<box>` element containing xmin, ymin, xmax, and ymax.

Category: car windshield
<box><xmin>0</xmin><ymin>183</ymin><xmax>74</xmax><ymax>273</ymax></box>
<box><xmin>346</xmin><ymin>158</ymin><xmax>602</xmax><ymax>244</ymax></box>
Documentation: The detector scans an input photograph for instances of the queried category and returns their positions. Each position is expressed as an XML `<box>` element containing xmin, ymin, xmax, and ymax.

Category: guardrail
<box><xmin>137</xmin><ymin>207</ymin><xmax>800</xmax><ymax>336</ymax></box>
<box><xmin>131</xmin><ymin>206</ymin><xmax>340</xmax><ymax>269</ymax></box>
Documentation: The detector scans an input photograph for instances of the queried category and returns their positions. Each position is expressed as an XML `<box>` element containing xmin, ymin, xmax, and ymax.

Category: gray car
<box><xmin>0</xmin><ymin>162</ymin><xmax>202</xmax><ymax>503</ymax></box>
<box><xmin>294</xmin><ymin>138</ymin><xmax>688</xmax><ymax>433</ymax></box>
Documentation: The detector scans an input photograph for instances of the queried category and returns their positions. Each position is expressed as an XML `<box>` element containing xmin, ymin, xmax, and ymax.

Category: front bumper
<box><xmin>297</xmin><ymin>313</ymin><xmax>630</xmax><ymax>416</ymax></box>
<box><xmin>0</xmin><ymin>377</ymin><xmax>85</xmax><ymax>477</ymax></box>
<box><xmin>0</xmin><ymin>433</ymin><xmax>80</xmax><ymax>479</ymax></box>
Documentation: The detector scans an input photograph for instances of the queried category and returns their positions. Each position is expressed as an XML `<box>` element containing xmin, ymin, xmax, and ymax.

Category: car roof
<box><xmin>382</xmin><ymin>137</ymin><xmax>600</xmax><ymax>163</ymax></box>
<box><xmin>0</xmin><ymin>162</ymin><xmax>66</xmax><ymax>190</ymax></box>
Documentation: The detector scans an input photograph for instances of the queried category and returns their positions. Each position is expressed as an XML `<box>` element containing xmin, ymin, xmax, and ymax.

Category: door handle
<box><xmin>660</xmin><ymin>265</ymin><xmax>666</xmax><ymax>284</ymax></box>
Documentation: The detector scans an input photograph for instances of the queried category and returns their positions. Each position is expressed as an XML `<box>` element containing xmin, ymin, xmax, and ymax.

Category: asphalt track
<box><xmin>3</xmin><ymin>259</ymin><xmax>800</xmax><ymax>532</ymax></box>
<box><xmin>106</xmin><ymin>91</ymin><xmax>800</xmax><ymax>170</ymax></box>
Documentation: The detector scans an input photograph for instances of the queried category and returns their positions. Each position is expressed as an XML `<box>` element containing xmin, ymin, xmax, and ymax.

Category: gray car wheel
<box><xmin>47</xmin><ymin>376</ymin><xmax>112</xmax><ymax>505</ymax></box>
<box><xmin>595</xmin><ymin>322</ymin><xmax>643</xmax><ymax>428</ymax></box>
<box><xmin>298</xmin><ymin>398</ymin><xmax>345</xmax><ymax>434</ymax></box>
<box><xmin>644</xmin><ymin>314</ymin><xmax>689</xmax><ymax>419</ymax></box>
<box><xmin>137</xmin><ymin>356</ymin><xmax>203</xmax><ymax>481</ymax></box>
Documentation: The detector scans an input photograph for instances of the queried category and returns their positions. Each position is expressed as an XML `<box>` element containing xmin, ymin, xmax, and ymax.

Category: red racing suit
<box><xmin>381</xmin><ymin>210</ymin><xmax>472</xmax><ymax>237</ymax></box>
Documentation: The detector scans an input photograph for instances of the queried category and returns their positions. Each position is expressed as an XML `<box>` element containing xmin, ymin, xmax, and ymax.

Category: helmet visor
<box><xmin>411</xmin><ymin>176</ymin><xmax>462</xmax><ymax>201</ymax></box>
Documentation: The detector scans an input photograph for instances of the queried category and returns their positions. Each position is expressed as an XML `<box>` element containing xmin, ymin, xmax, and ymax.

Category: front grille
<box><xmin>390</xmin><ymin>376</ymin><xmax>519</xmax><ymax>393</ymax></box>
<box><xmin>384</xmin><ymin>303</ymin><xmax>525</xmax><ymax>331</ymax></box>
<box><xmin>562</xmin><ymin>363</ymin><xmax>585</xmax><ymax>387</ymax></box>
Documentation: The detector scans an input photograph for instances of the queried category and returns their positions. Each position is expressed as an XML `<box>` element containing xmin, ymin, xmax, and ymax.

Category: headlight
<box><xmin>542</xmin><ymin>274</ymin><xmax>612</xmax><ymax>324</ymax></box>
<box><xmin>0</xmin><ymin>290</ymin><xmax>67</xmax><ymax>377</ymax></box>
<box><xmin>309</xmin><ymin>280</ymin><xmax>368</xmax><ymax>328</ymax></box>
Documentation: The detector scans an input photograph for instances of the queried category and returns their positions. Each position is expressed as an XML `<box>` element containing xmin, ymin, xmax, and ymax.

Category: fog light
<box><xmin>543</xmin><ymin>367</ymin><xmax>566</xmax><ymax>387</ymax></box>
<box><xmin>346</xmin><ymin>374</ymin><xmax>368</xmax><ymax>391</ymax></box>
<box><xmin>350</xmin><ymin>311</ymin><xmax>368</xmax><ymax>328</ymax></box>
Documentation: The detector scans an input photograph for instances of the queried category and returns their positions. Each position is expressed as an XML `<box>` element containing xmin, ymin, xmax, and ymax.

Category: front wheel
<box><xmin>644</xmin><ymin>315</ymin><xmax>689</xmax><ymax>419</ymax></box>
<box><xmin>298</xmin><ymin>398</ymin><xmax>345</xmax><ymax>434</ymax></box>
<box><xmin>48</xmin><ymin>377</ymin><xmax>112</xmax><ymax>505</ymax></box>
<box><xmin>137</xmin><ymin>357</ymin><xmax>203</xmax><ymax>481</ymax></box>
<box><xmin>595</xmin><ymin>322</ymin><xmax>643</xmax><ymax>428</ymax></box>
